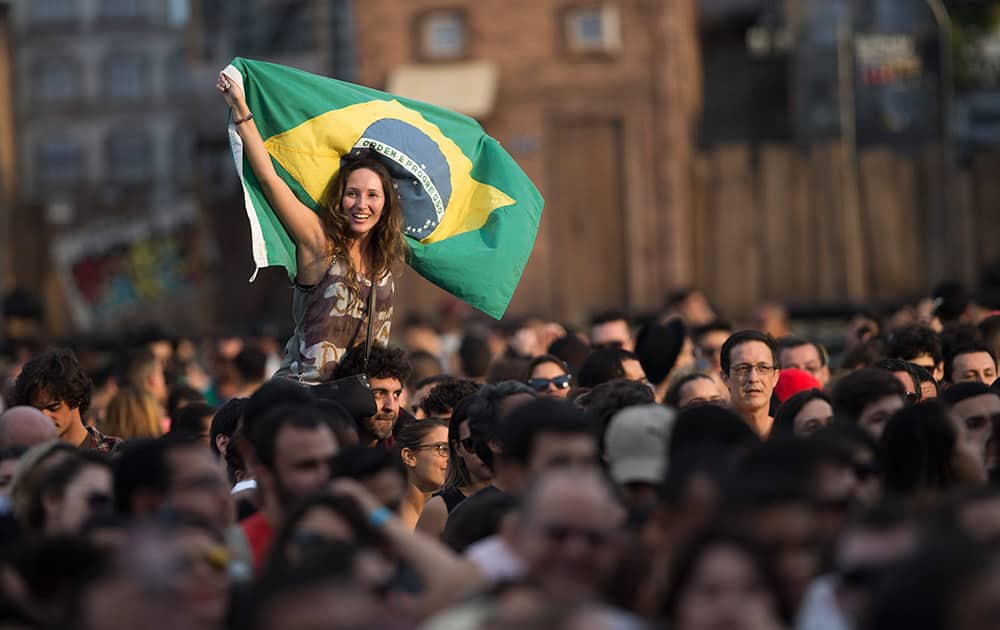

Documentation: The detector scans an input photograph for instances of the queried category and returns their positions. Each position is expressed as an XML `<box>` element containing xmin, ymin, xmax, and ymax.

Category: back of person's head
<box><xmin>864</xmin><ymin>532</ymin><xmax>987</xmax><ymax>630</ymax></box>
<box><xmin>420</xmin><ymin>378</ymin><xmax>480</xmax><ymax>417</ymax></box>
<box><xmin>485</xmin><ymin>357</ymin><xmax>531</xmax><ymax>384</ymax></box>
<box><xmin>458</xmin><ymin>335</ymin><xmax>491</xmax><ymax>380</ymax></box>
<box><xmin>234</xmin><ymin>346</ymin><xmax>269</xmax><ymax>384</ymax></box>
<box><xmin>441</xmin><ymin>488</ymin><xmax>518</xmax><ymax>552</ymax></box>
<box><xmin>576</xmin><ymin>378</ymin><xmax>655</xmax><ymax>431</ymax></box>
<box><xmin>465</xmin><ymin>381</ymin><xmax>536</xmax><ymax>471</ymax></box>
<box><xmin>668</xmin><ymin>404</ymin><xmax>760</xmax><ymax>460</ymax></box>
<box><xmin>329</xmin><ymin>446</ymin><xmax>407</xmax><ymax>494</ymax></box>
<box><xmin>831</xmin><ymin>368</ymin><xmax>905</xmax><ymax>424</ymax></box>
<box><xmin>944</xmin><ymin>342</ymin><xmax>997</xmax><ymax>384</ymax></box>
<box><xmin>168</xmin><ymin>402</ymin><xmax>215</xmax><ymax>439</ymax></box>
<box><xmin>932</xmin><ymin>281</ymin><xmax>970</xmax><ymax>322</ymax></box>
<box><xmin>840</xmin><ymin>337</ymin><xmax>889</xmax><ymax>371</ymax></box>
<box><xmin>117</xmin><ymin>346</ymin><xmax>159</xmax><ymax>390</ymax></box>
<box><xmin>406</xmin><ymin>350</ymin><xmax>443</xmax><ymax>389</ymax></box>
<box><xmin>887</xmin><ymin>325</ymin><xmax>943</xmax><ymax>365</ymax></box>
<box><xmin>771</xmin><ymin>388</ymin><xmax>831</xmax><ymax>438</ymax></box>
<box><xmin>210</xmin><ymin>397</ymin><xmax>246</xmax><ymax>456</ymax></box>
<box><xmin>874</xmin><ymin>358</ymin><xmax>923</xmax><ymax>392</ymax></box>
<box><xmin>635</xmin><ymin>318</ymin><xmax>687</xmax><ymax>386</ymax></box>
<box><xmin>720</xmin><ymin>330</ymin><xmax>779</xmax><ymax>374</ymax></box>
<box><xmin>577</xmin><ymin>348</ymin><xmax>637</xmax><ymax>388</ymax></box>
<box><xmin>242</xmin><ymin>378</ymin><xmax>315</xmax><ymax>439</ymax></box>
<box><xmin>979</xmin><ymin>314</ymin><xmax>1000</xmax><ymax>347</ymax></box>
<box><xmin>247</xmin><ymin>402</ymin><xmax>333</xmax><ymax>470</ymax></box>
<box><xmin>940</xmin><ymin>381</ymin><xmax>996</xmax><ymax>407</ymax></box>
<box><xmin>315</xmin><ymin>399</ymin><xmax>359</xmax><ymax>448</ymax></box>
<box><xmin>166</xmin><ymin>383</ymin><xmax>205</xmax><ymax>420</ymax></box>
<box><xmin>101</xmin><ymin>386</ymin><xmax>161</xmax><ymax>439</ymax></box>
<box><xmin>13</xmin><ymin>347</ymin><xmax>91</xmax><ymax>416</ymax></box>
<box><xmin>113</xmin><ymin>439</ymin><xmax>169</xmax><ymax>516</ymax></box>
<box><xmin>495</xmin><ymin>398</ymin><xmax>598</xmax><ymax>467</ymax></box>
<box><xmin>880</xmin><ymin>401</ymin><xmax>963</xmax><ymax>497</ymax></box>
<box><xmin>723</xmin><ymin>438</ymin><xmax>815</xmax><ymax>510</ymax></box>
<box><xmin>547</xmin><ymin>333</ymin><xmax>591</xmax><ymax>377</ymax></box>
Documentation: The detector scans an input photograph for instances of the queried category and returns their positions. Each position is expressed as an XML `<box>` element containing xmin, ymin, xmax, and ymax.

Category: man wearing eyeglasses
<box><xmin>720</xmin><ymin>330</ymin><xmax>782</xmax><ymax>437</ymax></box>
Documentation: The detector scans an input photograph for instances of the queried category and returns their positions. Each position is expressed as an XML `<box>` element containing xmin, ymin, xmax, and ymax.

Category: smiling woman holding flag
<box><xmin>215</xmin><ymin>59</ymin><xmax>543</xmax><ymax>381</ymax></box>
<box><xmin>218</xmin><ymin>72</ymin><xmax>406</xmax><ymax>382</ymax></box>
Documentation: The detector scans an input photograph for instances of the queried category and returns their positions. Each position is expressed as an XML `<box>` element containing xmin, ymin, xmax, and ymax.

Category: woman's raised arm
<box><xmin>218</xmin><ymin>72</ymin><xmax>327</xmax><ymax>259</ymax></box>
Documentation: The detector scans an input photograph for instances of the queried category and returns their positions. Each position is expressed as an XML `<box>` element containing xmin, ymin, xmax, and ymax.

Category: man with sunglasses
<box><xmin>525</xmin><ymin>355</ymin><xmax>572</xmax><ymax>399</ymax></box>
<box><xmin>941</xmin><ymin>382</ymin><xmax>1000</xmax><ymax>473</ymax></box>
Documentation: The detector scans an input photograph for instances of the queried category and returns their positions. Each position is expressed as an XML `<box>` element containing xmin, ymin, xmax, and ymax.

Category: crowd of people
<box><xmin>0</xmin><ymin>283</ymin><xmax>997</xmax><ymax>630</ymax></box>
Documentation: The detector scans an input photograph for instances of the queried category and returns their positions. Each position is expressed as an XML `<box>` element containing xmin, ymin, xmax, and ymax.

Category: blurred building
<box><xmin>185</xmin><ymin>0</ymin><xmax>355</xmax><ymax>336</ymax></box>
<box><xmin>0</xmin><ymin>0</ymin><xmax>15</xmax><ymax>300</ymax></box>
<box><xmin>7</xmin><ymin>0</ymin><xmax>202</xmax><ymax>334</ymax></box>
<box><xmin>353</xmin><ymin>0</ymin><xmax>702</xmax><ymax>323</ymax></box>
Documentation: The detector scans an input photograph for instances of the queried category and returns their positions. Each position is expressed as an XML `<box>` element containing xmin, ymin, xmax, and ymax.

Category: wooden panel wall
<box><xmin>692</xmin><ymin>142</ymin><xmax>1000</xmax><ymax>321</ymax></box>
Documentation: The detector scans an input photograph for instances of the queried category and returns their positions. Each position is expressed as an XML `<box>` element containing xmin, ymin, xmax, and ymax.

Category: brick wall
<box><xmin>355</xmin><ymin>0</ymin><xmax>701</xmax><ymax>323</ymax></box>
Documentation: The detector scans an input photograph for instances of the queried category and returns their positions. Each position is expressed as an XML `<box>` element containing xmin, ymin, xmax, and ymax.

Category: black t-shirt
<box><xmin>440</xmin><ymin>485</ymin><xmax>516</xmax><ymax>553</ymax></box>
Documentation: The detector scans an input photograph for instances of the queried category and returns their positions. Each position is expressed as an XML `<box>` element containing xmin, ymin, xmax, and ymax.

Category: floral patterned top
<box><xmin>277</xmin><ymin>258</ymin><xmax>393</xmax><ymax>383</ymax></box>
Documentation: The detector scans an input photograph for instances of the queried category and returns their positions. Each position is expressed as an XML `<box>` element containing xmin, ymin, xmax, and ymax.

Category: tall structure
<box><xmin>185</xmin><ymin>0</ymin><xmax>356</xmax><ymax>333</ymax></box>
<box><xmin>0</xmin><ymin>0</ymin><xmax>15</xmax><ymax>302</ymax></box>
<box><xmin>8</xmin><ymin>0</ymin><xmax>201</xmax><ymax>334</ymax></box>
<box><xmin>354</xmin><ymin>0</ymin><xmax>702</xmax><ymax>323</ymax></box>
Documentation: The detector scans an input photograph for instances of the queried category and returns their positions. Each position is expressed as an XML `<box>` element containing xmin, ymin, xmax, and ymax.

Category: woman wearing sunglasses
<box><xmin>526</xmin><ymin>355</ymin><xmax>573</xmax><ymax>400</ymax></box>
<box><xmin>416</xmin><ymin>397</ymin><xmax>494</xmax><ymax>538</ymax></box>
<box><xmin>397</xmin><ymin>416</ymin><xmax>450</xmax><ymax>530</ymax></box>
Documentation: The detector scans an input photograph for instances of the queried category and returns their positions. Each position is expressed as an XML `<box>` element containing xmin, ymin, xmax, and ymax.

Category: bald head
<box><xmin>0</xmin><ymin>406</ymin><xmax>57</xmax><ymax>449</ymax></box>
<box><xmin>512</xmin><ymin>469</ymin><xmax>626</xmax><ymax>598</ymax></box>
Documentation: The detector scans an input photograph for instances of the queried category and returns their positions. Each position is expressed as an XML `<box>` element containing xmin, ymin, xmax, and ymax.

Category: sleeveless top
<box><xmin>277</xmin><ymin>258</ymin><xmax>394</xmax><ymax>383</ymax></box>
<box><xmin>434</xmin><ymin>486</ymin><xmax>468</xmax><ymax>514</ymax></box>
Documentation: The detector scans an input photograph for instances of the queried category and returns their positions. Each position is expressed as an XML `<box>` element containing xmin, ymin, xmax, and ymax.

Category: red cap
<box><xmin>774</xmin><ymin>368</ymin><xmax>822</xmax><ymax>403</ymax></box>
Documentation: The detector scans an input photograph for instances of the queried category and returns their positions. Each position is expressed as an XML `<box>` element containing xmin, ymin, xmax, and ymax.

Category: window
<box><xmin>103</xmin><ymin>54</ymin><xmax>147</xmax><ymax>102</ymax></box>
<box><xmin>34</xmin><ymin>58</ymin><xmax>79</xmax><ymax>106</ymax></box>
<box><xmin>29</xmin><ymin>0</ymin><xmax>76</xmax><ymax>24</ymax></box>
<box><xmin>37</xmin><ymin>135</ymin><xmax>83</xmax><ymax>189</ymax></box>
<box><xmin>417</xmin><ymin>10</ymin><xmax>466</xmax><ymax>61</ymax></box>
<box><xmin>106</xmin><ymin>131</ymin><xmax>151</xmax><ymax>184</ymax></box>
<box><xmin>563</xmin><ymin>4</ymin><xmax>621</xmax><ymax>55</ymax></box>
<box><xmin>171</xmin><ymin>132</ymin><xmax>194</xmax><ymax>187</ymax></box>
<box><xmin>99</xmin><ymin>0</ymin><xmax>143</xmax><ymax>20</ymax></box>
<box><xmin>167</xmin><ymin>50</ymin><xmax>191</xmax><ymax>96</ymax></box>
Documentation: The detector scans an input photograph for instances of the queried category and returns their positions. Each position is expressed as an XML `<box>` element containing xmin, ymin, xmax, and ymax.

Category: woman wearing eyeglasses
<box><xmin>397</xmin><ymin>416</ymin><xmax>450</xmax><ymax>530</ymax></box>
<box><xmin>526</xmin><ymin>355</ymin><xmax>573</xmax><ymax>400</ymax></box>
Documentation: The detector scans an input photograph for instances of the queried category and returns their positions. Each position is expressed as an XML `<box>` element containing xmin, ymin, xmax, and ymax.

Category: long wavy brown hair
<box><xmin>321</xmin><ymin>150</ymin><xmax>408</xmax><ymax>300</ymax></box>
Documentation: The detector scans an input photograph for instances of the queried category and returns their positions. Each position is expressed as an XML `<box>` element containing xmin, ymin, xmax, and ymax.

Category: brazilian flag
<box><xmin>224</xmin><ymin>57</ymin><xmax>543</xmax><ymax>319</ymax></box>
